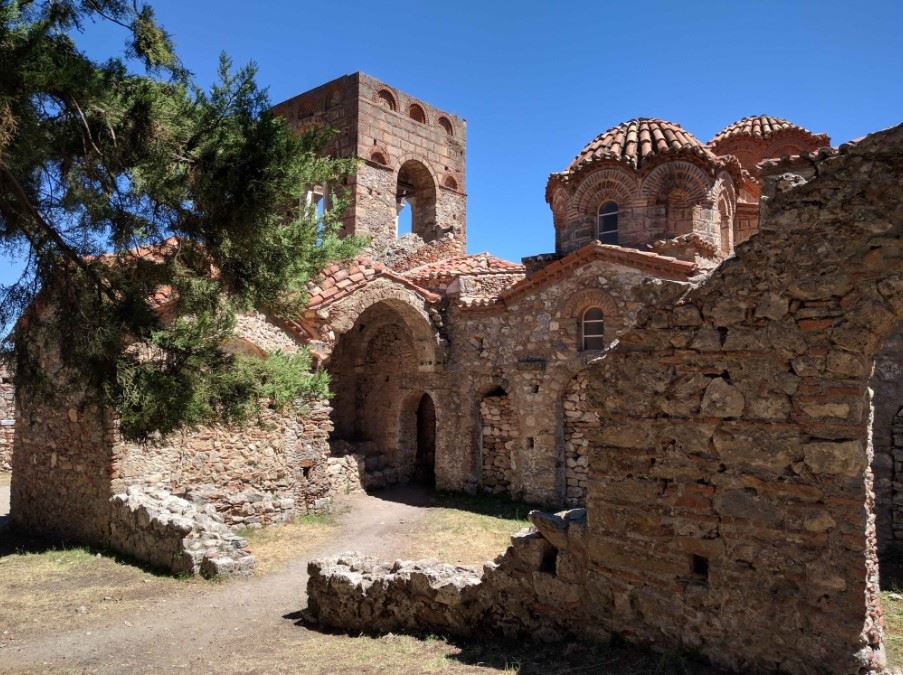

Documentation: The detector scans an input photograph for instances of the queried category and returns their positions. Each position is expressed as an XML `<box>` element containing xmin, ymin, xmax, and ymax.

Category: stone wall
<box><xmin>307</xmin><ymin>508</ymin><xmax>592</xmax><ymax>642</ymax></box>
<box><xmin>0</xmin><ymin>364</ymin><xmax>13</xmax><ymax>471</ymax></box>
<box><xmin>110</xmin><ymin>485</ymin><xmax>255</xmax><ymax>577</ymax></box>
<box><xmin>303</xmin><ymin>124</ymin><xmax>903</xmax><ymax>673</ymax></box>
<box><xmin>479</xmin><ymin>391</ymin><xmax>516</xmax><ymax>495</ymax></box>
<box><xmin>870</xmin><ymin>320</ymin><xmax>903</xmax><ymax>551</ymax></box>
<box><xmin>439</xmin><ymin>259</ymin><xmax>683</xmax><ymax>504</ymax></box>
<box><xmin>562</xmin><ymin>370</ymin><xmax>594</xmax><ymax>506</ymax></box>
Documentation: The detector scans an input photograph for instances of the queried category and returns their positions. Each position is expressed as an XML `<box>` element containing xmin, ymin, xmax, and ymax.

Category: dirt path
<box><xmin>1</xmin><ymin>487</ymin><xmax>435</xmax><ymax>673</ymax></box>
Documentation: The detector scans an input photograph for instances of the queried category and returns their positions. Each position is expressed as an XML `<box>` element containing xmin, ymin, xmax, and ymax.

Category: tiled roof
<box><xmin>564</xmin><ymin>118</ymin><xmax>716</xmax><ymax>174</ymax></box>
<box><xmin>305</xmin><ymin>257</ymin><xmax>439</xmax><ymax>310</ymax></box>
<box><xmin>457</xmin><ymin>242</ymin><xmax>698</xmax><ymax>312</ymax></box>
<box><xmin>710</xmin><ymin>115</ymin><xmax>830</xmax><ymax>145</ymax></box>
<box><xmin>403</xmin><ymin>253</ymin><xmax>524</xmax><ymax>285</ymax></box>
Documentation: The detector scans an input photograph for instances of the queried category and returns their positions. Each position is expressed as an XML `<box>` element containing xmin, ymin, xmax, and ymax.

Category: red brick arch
<box><xmin>569</xmin><ymin>166</ymin><xmax>639</xmax><ymax>220</ymax></box>
<box><xmin>640</xmin><ymin>160</ymin><xmax>713</xmax><ymax>205</ymax></box>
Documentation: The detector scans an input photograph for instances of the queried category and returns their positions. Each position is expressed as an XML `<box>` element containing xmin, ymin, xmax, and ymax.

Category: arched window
<box><xmin>377</xmin><ymin>89</ymin><xmax>397</xmax><ymax>111</ymax></box>
<box><xmin>581</xmin><ymin>307</ymin><xmax>605</xmax><ymax>351</ymax></box>
<box><xmin>597</xmin><ymin>201</ymin><xmax>619</xmax><ymax>244</ymax></box>
<box><xmin>409</xmin><ymin>103</ymin><xmax>426</xmax><ymax>123</ymax></box>
<box><xmin>370</xmin><ymin>151</ymin><xmax>388</xmax><ymax>166</ymax></box>
<box><xmin>438</xmin><ymin>116</ymin><xmax>454</xmax><ymax>136</ymax></box>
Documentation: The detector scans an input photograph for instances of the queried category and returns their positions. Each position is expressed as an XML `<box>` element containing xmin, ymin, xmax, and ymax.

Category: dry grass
<box><xmin>0</xmin><ymin>543</ymin><xmax>196</xmax><ymax>641</ymax></box>
<box><xmin>218</xmin><ymin>631</ymin><xmax>717</xmax><ymax>674</ymax></box>
<box><xmin>883</xmin><ymin>591</ymin><xmax>903</xmax><ymax>667</ymax></box>
<box><xmin>398</xmin><ymin>492</ymin><xmax>530</xmax><ymax>565</ymax></box>
<box><xmin>238</xmin><ymin>512</ymin><xmax>339</xmax><ymax>574</ymax></box>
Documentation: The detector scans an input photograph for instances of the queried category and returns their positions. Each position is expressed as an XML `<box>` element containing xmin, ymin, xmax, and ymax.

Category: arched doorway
<box><xmin>413</xmin><ymin>394</ymin><xmax>436</xmax><ymax>487</ymax></box>
<box><xmin>327</xmin><ymin>298</ymin><xmax>437</xmax><ymax>488</ymax></box>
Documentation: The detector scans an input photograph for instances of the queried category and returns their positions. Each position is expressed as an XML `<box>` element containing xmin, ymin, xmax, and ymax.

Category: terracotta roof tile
<box><xmin>561</xmin><ymin>118</ymin><xmax>720</xmax><ymax>175</ymax></box>
<box><xmin>403</xmin><ymin>253</ymin><xmax>524</xmax><ymax>285</ymax></box>
<box><xmin>710</xmin><ymin>115</ymin><xmax>830</xmax><ymax>146</ymax></box>
<box><xmin>304</xmin><ymin>256</ymin><xmax>439</xmax><ymax>313</ymax></box>
<box><xmin>457</xmin><ymin>242</ymin><xmax>697</xmax><ymax>312</ymax></box>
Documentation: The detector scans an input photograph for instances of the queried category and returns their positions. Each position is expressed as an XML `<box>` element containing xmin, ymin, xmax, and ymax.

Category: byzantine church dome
<box><xmin>710</xmin><ymin>114</ymin><xmax>830</xmax><ymax>146</ymax></box>
<box><xmin>565</xmin><ymin>118</ymin><xmax>719</xmax><ymax>174</ymax></box>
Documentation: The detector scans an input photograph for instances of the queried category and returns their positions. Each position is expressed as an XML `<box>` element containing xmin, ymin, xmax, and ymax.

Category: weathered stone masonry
<box><xmin>307</xmin><ymin>125</ymin><xmax>903</xmax><ymax>674</ymax></box>
<box><xmin>0</xmin><ymin>364</ymin><xmax>12</xmax><ymax>471</ymax></box>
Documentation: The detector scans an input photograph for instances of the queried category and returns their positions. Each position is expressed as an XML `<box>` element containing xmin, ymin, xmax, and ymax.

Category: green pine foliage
<box><xmin>0</xmin><ymin>1</ymin><xmax>362</xmax><ymax>440</ymax></box>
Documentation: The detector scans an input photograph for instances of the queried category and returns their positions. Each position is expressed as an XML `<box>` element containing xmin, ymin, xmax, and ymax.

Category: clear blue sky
<box><xmin>2</xmin><ymin>0</ymin><xmax>901</xmax><ymax>286</ymax></box>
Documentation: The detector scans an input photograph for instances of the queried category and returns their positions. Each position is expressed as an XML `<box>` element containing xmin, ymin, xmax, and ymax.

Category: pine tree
<box><xmin>0</xmin><ymin>1</ymin><xmax>361</xmax><ymax>439</ymax></box>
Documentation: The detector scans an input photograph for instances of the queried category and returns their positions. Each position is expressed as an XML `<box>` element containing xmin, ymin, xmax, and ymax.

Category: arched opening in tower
<box><xmin>396</xmin><ymin>160</ymin><xmax>438</xmax><ymax>242</ymax></box>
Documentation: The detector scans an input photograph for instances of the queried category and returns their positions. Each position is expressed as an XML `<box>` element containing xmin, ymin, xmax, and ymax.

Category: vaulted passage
<box><xmin>327</xmin><ymin>300</ymin><xmax>436</xmax><ymax>488</ymax></box>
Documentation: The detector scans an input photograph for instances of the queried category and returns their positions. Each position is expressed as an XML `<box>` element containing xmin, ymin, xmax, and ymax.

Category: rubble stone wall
<box><xmin>479</xmin><ymin>392</ymin><xmax>516</xmax><ymax>495</ymax></box>
<box><xmin>110</xmin><ymin>486</ymin><xmax>255</xmax><ymax>577</ymax></box>
<box><xmin>440</xmin><ymin>260</ymin><xmax>681</xmax><ymax>504</ymax></box>
<box><xmin>305</xmin><ymin>125</ymin><xmax>903</xmax><ymax>674</ymax></box>
<box><xmin>574</xmin><ymin>127</ymin><xmax>903</xmax><ymax>673</ymax></box>
<box><xmin>0</xmin><ymin>364</ymin><xmax>13</xmax><ymax>471</ymax></box>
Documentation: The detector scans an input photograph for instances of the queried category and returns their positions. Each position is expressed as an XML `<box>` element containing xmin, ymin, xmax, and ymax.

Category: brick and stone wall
<box><xmin>11</xmin><ymin>310</ymin><xmax>339</xmax><ymax>567</ymax></box>
<box><xmin>304</xmin><ymin>124</ymin><xmax>903</xmax><ymax>674</ymax></box>
<box><xmin>272</xmin><ymin>72</ymin><xmax>467</xmax><ymax>254</ymax></box>
<box><xmin>479</xmin><ymin>391</ymin><xmax>516</xmax><ymax>495</ymax></box>
<box><xmin>438</xmin><ymin>259</ymin><xmax>683</xmax><ymax>504</ymax></box>
<box><xmin>0</xmin><ymin>364</ymin><xmax>13</xmax><ymax>471</ymax></box>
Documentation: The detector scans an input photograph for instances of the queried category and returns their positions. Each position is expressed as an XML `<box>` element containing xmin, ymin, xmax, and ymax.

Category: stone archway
<box><xmin>326</xmin><ymin>297</ymin><xmax>438</xmax><ymax>488</ymax></box>
<box><xmin>396</xmin><ymin>160</ymin><xmax>438</xmax><ymax>242</ymax></box>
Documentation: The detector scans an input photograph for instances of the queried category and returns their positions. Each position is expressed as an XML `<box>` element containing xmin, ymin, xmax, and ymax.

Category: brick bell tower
<box><xmin>271</xmin><ymin>72</ymin><xmax>467</xmax><ymax>254</ymax></box>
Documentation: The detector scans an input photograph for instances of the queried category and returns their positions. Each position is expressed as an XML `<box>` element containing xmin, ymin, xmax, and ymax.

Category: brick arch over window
<box><xmin>375</xmin><ymin>88</ymin><xmax>397</xmax><ymax>111</ymax></box>
<box><xmin>569</xmin><ymin>167</ymin><xmax>638</xmax><ymax>220</ymax></box>
<box><xmin>640</xmin><ymin>160</ymin><xmax>713</xmax><ymax>205</ymax></box>
<box><xmin>396</xmin><ymin>159</ymin><xmax>439</xmax><ymax>242</ymax></box>
<box><xmin>408</xmin><ymin>103</ymin><xmax>427</xmax><ymax>124</ymax></box>
<box><xmin>578</xmin><ymin>126</ymin><xmax>902</xmax><ymax>672</ymax></box>
<box><xmin>559</xmin><ymin>288</ymin><xmax>620</xmax><ymax>351</ymax></box>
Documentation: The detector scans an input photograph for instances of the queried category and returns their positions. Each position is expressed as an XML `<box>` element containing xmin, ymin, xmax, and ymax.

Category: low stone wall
<box><xmin>110</xmin><ymin>486</ymin><xmax>255</xmax><ymax>577</ymax></box>
<box><xmin>329</xmin><ymin>440</ymin><xmax>411</xmax><ymax>490</ymax></box>
<box><xmin>306</xmin><ymin>508</ymin><xmax>592</xmax><ymax>642</ymax></box>
<box><xmin>0</xmin><ymin>365</ymin><xmax>13</xmax><ymax>471</ymax></box>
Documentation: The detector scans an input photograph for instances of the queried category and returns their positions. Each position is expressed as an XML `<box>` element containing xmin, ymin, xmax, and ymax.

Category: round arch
<box><xmin>396</xmin><ymin>159</ymin><xmax>439</xmax><ymax>242</ymax></box>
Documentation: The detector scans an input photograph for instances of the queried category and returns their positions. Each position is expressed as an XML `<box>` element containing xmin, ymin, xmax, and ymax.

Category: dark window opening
<box><xmin>581</xmin><ymin>307</ymin><xmax>605</xmax><ymax>351</ymax></box>
<box><xmin>692</xmin><ymin>554</ymin><xmax>709</xmax><ymax>581</ymax></box>
<box><xmin>540</xmin><ymin>547</ymin><xmax>558</xmax><ymax>575</ymax></box>
<box><xmin>597</xmin><ymin>201</ymin><xmax>619</xmax><ymax>244</ymax></box>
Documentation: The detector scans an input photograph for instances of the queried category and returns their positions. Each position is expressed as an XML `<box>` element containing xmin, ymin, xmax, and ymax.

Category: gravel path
<box><xmin>1</xmin><ymin>486</ymin><xmax>434</xmax><ymax>673</ymax></box>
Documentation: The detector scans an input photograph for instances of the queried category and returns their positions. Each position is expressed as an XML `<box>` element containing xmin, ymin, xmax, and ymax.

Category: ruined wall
<box><xmin>572</xmin><ymin>128</ymin><xmax>903</xmax><ymax>673</ymax></box>
<box><xmin>870</xmin><ymin>320</ymin><xmax>903</xmax><ymax>552</ymax></box>
<box><xmin>440</xmin><ymin>260</ymin><xmax>680</xmax><ymax>504</ymax></box>
<box><xmin>114</xmin><ymin>312</ymin><xmax>334</xmax><ymax>526</ymax></box>
<box><xmin>305</xmin><ymin>124</ymin><xmax>903</xmax><ymax>674</ymax></box>
<box><xmin>562</xmin><ymin>370</ymin><xmax>595</xmax><ymax>506</ymax></box>
<box><xmin>0</xmin><ymin>364</ymin><xmax>13</xmax><ymax>471</ymax></box>
<box><xmin>11</xmin><ymin>317</ymin><xmax>115</xmax><ymax>545</ymax></box>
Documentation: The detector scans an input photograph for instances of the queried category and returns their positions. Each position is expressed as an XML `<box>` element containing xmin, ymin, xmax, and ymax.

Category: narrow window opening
<box><xmin>540</xmin><ymin>548</ymin><xmax>558</xmax><ymax>575</ymax></box>
<box><xmin>597</xmin><ymin>201</ymin><xmax>619</xmax><ymax>244</ymax></box>
<box><xmin>527</xmin><ymin>437</ymin><xmax>535</xmax><ymax>449</ymax></box>
<box><xmin>409</xmin><ymin>103</ymin><xmax>426</xmax><ymax>123</ymax></box>
<box><xmin>691</xmin><ymin>554</ymin><xmax>709</xmax><ymax>581</ymax></box>
<box><xmin>438</xmin><ymin>116</ymin><xmax>454</xmax><ymax>136</ymax></box>
<box><xmin>581</xmin><ymin>307</ymin><xmax>605</xmax><ymax>351</ymax></box>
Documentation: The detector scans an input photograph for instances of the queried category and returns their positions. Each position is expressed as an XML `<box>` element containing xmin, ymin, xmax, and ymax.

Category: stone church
<box><xmin>268</xmin><ymin>72</ymin><xmax>831</xmax><ymax>507</ymax></box>
<box><xmin>10</xmin><ymin>71</ymin><xmax>903</xmax><ymax>566</ymax></box>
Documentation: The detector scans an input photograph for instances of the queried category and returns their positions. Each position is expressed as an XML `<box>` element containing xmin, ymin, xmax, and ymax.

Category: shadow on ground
<box><xmin>284</xmin><ymin>610</ymin><xmax>728</xmax><ymax>675</ymax></box>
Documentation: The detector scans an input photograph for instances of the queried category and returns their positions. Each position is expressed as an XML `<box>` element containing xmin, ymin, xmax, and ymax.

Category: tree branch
<box><xmin>0</xmin><ymin>162</ymin><xmax>117</xmax><ymax>302</ymax></box>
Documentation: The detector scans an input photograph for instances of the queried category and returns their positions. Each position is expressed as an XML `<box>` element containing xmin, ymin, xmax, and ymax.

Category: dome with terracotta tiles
<box><xmin>710</xmin><ymin>115</ymin><xmax>830</xmax><ymax>147</ymax></box>
<box><xmin>565</xmin><ymin>118</ymin><xmax>717</xmax><ymax>173</ymax></box>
